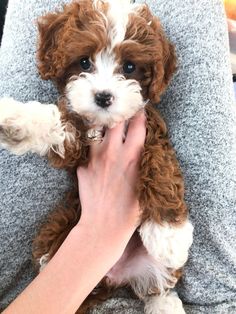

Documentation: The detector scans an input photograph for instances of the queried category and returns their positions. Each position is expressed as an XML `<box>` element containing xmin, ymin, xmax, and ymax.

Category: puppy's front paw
<box><xmin>0</xmin><ymin>98</ymin><xmax>31</xmax><ymax>154</ymax></box>
<box><xmin>0</xmin><ymin>119</ymin><xmax>28</xmax><ymax>143</ymax></box>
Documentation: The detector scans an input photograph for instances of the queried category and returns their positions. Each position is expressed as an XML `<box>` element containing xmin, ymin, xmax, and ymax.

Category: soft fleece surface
<box><xmin>0</xmin><ymin>0</ymin><xmax>236</xmax><ymax>313</ymax></box>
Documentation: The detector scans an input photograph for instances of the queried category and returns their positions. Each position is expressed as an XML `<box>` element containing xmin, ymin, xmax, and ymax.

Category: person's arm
<box><xmin>3</xmin><ymin>112</ymin><xmax>146</xmax><ymax>314</ymax></box>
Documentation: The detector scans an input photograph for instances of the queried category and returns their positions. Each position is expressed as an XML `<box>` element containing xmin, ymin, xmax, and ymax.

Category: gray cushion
<box><xmin>0</xmin><ymin>0</ymin><xmax>235</xmax><ymax>313</ymax></box>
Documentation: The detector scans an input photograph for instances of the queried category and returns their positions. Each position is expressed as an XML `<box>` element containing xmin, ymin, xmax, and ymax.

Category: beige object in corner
<box><xmin>228</xmin><ymin>19</ymin><xmax>236</xmax><ymax>74</ymax></box>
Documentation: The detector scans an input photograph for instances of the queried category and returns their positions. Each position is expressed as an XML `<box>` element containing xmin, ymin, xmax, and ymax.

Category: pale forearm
<box><xmin>4</xmin><ymin>113</ymin><xmax>145</xmax><ymax>314</ymax></box>
<box><xmin>4</xmin><ymin>226</ymin><xmax>120</xmax><ymax>314</ymax></box>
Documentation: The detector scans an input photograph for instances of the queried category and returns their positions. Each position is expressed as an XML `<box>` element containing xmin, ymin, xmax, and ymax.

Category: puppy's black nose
<box><xmin>95</xmin><ymin>92</ymin><xmax>113</xmax><ymax>108</ymax></box>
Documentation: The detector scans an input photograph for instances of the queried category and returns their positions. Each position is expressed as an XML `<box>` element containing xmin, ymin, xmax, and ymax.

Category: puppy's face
<box><xmin>37</xmin><ymin>0</ymin><xmax>176</xmax><ymax>127</ymax></box>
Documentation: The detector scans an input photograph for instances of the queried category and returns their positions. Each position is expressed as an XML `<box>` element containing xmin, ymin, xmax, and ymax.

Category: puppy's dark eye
<box><xmin>80</xmin><ymin>57</ymin><xmax>92</xmax><ymax>71</ymax></box>
<box><xmin>123</xmin><ymin>61</ymin><xmax>136</xmax><ymax>74</ymax></box>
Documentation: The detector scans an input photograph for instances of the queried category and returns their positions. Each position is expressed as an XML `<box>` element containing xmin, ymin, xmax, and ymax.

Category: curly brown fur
<box><xmin>37</xmin><ymin>0</ymin><xmax>109</xmax><ymax>92</ymax></box>
<box><xmin>32</xmin><ymin>187</ymin><xmax>80</xmax><ymax>261</ymax></box>
<box><xmin>140</xmin><ymin>105</ymin><xmax>187</xmax><ymax>225</ymax></box>
<box><xmin>119</xmin><ymin>6</ymin><xmax>177</xmax><ymax>103</ymax></box>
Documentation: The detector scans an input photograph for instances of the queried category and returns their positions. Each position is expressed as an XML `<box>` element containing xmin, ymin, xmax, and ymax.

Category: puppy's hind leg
<box><xmin>144</xmin><ymin>291</ymin><xmax>185</xmax><ymax>314</ymax></box>
<box><xmin>139</xmin><ymin>221</ymin><xmax>193</xmax><ymax>314</ymax></box>
<box><xmin>0</xmin><ymin>97</ymin><xmax>68</xmax><ymax>156</ymax></box>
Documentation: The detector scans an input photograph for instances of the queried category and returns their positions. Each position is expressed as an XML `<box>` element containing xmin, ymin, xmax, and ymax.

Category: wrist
<box><xmin>72</xmin><ymin>221</ymin><xmax>130</xmax><ymax>265</ymax></box>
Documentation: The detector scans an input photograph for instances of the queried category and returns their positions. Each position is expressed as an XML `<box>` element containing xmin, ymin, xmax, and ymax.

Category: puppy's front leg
<box><xmin>0</xmin><ymin>97</ymin><xmax>67</xmax><ymax>157</ymax></box>
<box><xmin>137</xmin><ymin>105</ymin><xmax>193</xmax><ymax>313</ymax></box>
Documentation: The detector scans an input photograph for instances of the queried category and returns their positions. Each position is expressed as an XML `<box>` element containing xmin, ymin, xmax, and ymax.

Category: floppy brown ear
<box><xmin>148</xmin><ymin>27</ymin><xmax>177</xmax><ymax>104</ymax></box>
<box><xmin>162</xmin><ymin>39</ymin><xmax>177</xmax><ymax>88</ymax></box>
<box><xmin>37</xmin><ymin>10</ymin><xmax>68</xmax><ymax>80</ymax></box>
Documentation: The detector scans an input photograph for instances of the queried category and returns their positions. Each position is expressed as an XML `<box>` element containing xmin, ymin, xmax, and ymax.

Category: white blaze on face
<box><xmin>94</xmin><ymin>0</ymin><xmax>133</xmax><ymax>47</ymax></box>
<box><xmin>94</xmin><ymin>50</ymin><xmax>117</xmax><ymax>89</ymax></box>
<box><xmin>66</xmin><ymin>0</ymin><xmax>145</xmax><ymax>128</ymax></box>
<box><xmin>106</xmin><ymin>0</ymin><xmax>130</xmax><ymax>47</ymax></box>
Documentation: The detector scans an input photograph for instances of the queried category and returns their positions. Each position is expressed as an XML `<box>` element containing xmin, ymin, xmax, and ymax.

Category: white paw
<box><xmin>144</xmin><ymin>292</ymin><xmax>185</xmax><ymax>314</ymax></box>
<box><xmin>0</xmin><ymin>123</ymin><xmax>28</xmax><ymax>143</ymax></box>
<box><xmin>0</xmin><ymin>97</ymin><xmax>66</xmax><ymax>156</ymax></box>
<box><xmin>139</xmin><ymin>220</ymin><xmax>193</xmax><ymax>269</ymax></box>
<box><xmin>0</xmin><ymin>98</ymin><xmax>30</xmax><ymax>150</ymax></box>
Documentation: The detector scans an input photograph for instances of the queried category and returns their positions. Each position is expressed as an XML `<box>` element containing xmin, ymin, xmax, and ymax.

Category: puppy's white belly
<box><xmin>105</xmin><ymin>231</ymin><xmax>177</xmax><ymax>297</ymax></box>
<box><xmin>105</xmin><ymin>220</ymin><xmax>193</xmax><ymax>298</ymax></box>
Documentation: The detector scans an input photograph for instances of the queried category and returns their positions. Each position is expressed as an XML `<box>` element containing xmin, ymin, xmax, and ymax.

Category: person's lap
<box><xmin>0</xmin><ymin>0</ymin><xmax>235</xmax><ymax>313</ymax></box>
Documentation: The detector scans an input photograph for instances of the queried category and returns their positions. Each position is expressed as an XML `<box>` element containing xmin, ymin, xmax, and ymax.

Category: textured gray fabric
<box><xmin>0</xmin><ymin>0</ymin><xmax>72</xmax><ymax>310</ymax></box>
<box><xmin>0</xmin><ymin>0</ymin><xmax>235</xmax><ymax>313</ymax></box>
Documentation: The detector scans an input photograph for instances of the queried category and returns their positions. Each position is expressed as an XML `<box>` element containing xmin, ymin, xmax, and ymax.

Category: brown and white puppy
<box><xmin>0</xmin><ymin>1</ymin><xmax>193</xmax><ymax>313</ymax></box>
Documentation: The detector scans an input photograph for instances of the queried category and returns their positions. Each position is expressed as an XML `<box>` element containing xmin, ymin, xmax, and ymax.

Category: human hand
<box><xmin>76</xmin><ymin>111</ymin><xmax>146</xmax><ymax>255</ymax></box>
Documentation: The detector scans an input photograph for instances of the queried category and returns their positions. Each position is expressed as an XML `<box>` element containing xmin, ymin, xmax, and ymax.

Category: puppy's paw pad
<box><xmin>0</xmin><ymin>124</ymin><xmax>26</xmax><ymax>143</ymax></box>
<box><xmin>145</xmin><ymin>292</ymin><xmax>185</xmax><ymax>314</ymax></box>
<box><xmin>0</xmin><ymin>121</ymin><xmax>28</xmax><ymax>143</ymax></box>
<box><xmin>0</xmin><ymin>98</ymin><xmax>30</xmax><ymax>146</ymax></box>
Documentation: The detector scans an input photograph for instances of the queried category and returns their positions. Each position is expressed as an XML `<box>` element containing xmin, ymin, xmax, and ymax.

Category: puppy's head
<box><xmin>37</xmin><ymin>0</ymin><xmax>176</xmax><ymax>127</ymax></box>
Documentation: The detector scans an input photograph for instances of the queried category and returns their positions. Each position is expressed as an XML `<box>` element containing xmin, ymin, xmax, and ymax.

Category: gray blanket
<box><xmin>0</xmin><ymin>0</ymin><xmax>235</xmax><ymax>313</ymax></box>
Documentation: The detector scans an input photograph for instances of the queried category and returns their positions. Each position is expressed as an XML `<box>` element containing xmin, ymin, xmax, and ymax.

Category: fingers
<box><xmin>124</xmin><ymin>111</ymin><xmax>146</xmax><ymax>153</ymax></box>
<box><xmin>102</xmin><ymin>121</ymin><xmax>125</xmax><ymax>147</ymax></box>
<box><xmin>89</xmin><ymin>111</ymin><xmax>146</xmax><ymax>161</ymax></box>
<box><xmin>90</xmin><ymin>121</ymin><xmax>125</xmax><ymax>158</ymax></box>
